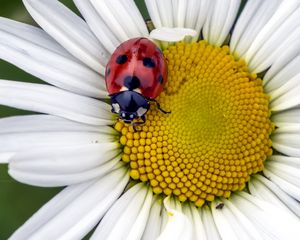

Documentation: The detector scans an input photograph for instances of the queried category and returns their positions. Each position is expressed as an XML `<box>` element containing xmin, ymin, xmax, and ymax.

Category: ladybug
<box><xmin>105</xmin><ymin>37</ymin><xmax>169</xmax><ymax>126</ymax></box>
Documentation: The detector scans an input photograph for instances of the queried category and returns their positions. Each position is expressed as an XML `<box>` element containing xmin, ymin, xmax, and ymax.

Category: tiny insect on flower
<box><xmin>216</xmin><ymin>202</ymin><xmax>225</xmax><ymax>210</ymax></box>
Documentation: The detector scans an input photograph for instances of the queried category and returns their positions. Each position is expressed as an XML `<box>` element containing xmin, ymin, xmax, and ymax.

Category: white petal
<box><xmin>223</xmin><ymin>199</ymin><xmax>264</xmax><ymax>240</ymax></box>
<box><xmin>264</xmin><ymin>168</ymin><xmax>300</xmax><ymax>202</ymax></box>
<box><xmin>159</xmin><ymin>201</ymin><xmax>169</xmax><ymax>235</ymax></box>
<box><xmin>203</xmin><ymin>0</ymin><xmax>241</xmax><ymax>47</ymax></box>
<box><xmin>0</xmin><ymin>17</ymin><xmax>107</xmax><ymax>98</ymax></box>
<box><xmin>142</xmin><ymin>196</ymin><xmax>163</xmax><ymax>240</ymax></box>
<box><xmin>265</xmin><ymin>161</ymin><xmax>300</xmax><ymax>189</ymax></box>
<box><xmin>1</xmin><ymin>132</ymin><xmax>111</xmax><ymax>160</ymax></box>
<box><xmin>156</xmin><ymin>198</ymin><xmax>175</xmax><ymax>238</ymax></box>
<box><xmin>0</xmin><ymin>115</ymin><xmax>116</xmax><ymax>158</ymax></box>
<box><xmin>150</xmin><ymin>27</ymin><xmax>197</xmax><ymax>43</ymax></box>
<box><xmin>211</xmin><ymin>200</ymin><xmax>263</xmax><ymax>240</ymax></box>
<box><xmin>252</xmin><ymin>23</ymin><xmax>300</xmax><ymax>74</ymax></box>
<box><xmin>263</xmin><ymin>41</ymin><xmax>300</xmax><ymax>88</ymax></box>
<box><xmin>91</xmin><ymin>183</ymin><xmax>153</xmax><ymax>240</ymax></box>
<box><xmin>183</xmin><ymin>203</ymin><xmax>207</xmax><ymax>240</ymax></box>
<box><xmin>268</xmin><ymin>72</ymin><xmax>300</xmax><ymax>103</ymax></box>
<box><xmin>272</xmin><ymin>108</ymin><xmax>300</xmax><ymax>127</ymax></box>
<box><xmin>10</xmin><ymin>142</ymin><xmax>119</xmax><ymax>173</ymax></box>
<box><xmin>0</xmin><ymin>80</ymin><xmax>114</xmax><ymax>125</ymax></box>
<box><xmin>73</xmin><ymin>0</ymin><xmax>120</xmax><ymax>53</ymax></box>
<box><xmin>145</xmin><ymin>0</ymin><xmax>211</xmax><ymax>39</ymax></box>
<box><xmin>211</xmin><ymin>202</ymin><xmax>239</xmax><ymax>240</ymax></box>
<box><xmin>172</xmin><ymin>0</ymin><xmax>187</xmax><ymax>28</ymax></box>
<box><xmin>9</xmin><ymin>143</ymin><xmax>121</xmax><ymax>187</ymax></box>
<box><xmin>272</xmin><ymin>141</ymin><xmax>300</xmax><ymax>158</ymax></box>
<box><xmin>230</xmin><ymin>0</ymin><xmax>281</xmax><ymax>58</ymax></box>
<box><xmin>0</xmin><ymin>114</ymin><xmax>112</xmax><ymax>134</ymax></box>
<box><xmin>10</xmin><ymin>167</ymin><xmax>129</xmax><ymax>240</ymax></box>
<box><xmin>270</xmin><ymin>83</ymin><xmax>300</xmax><ymax>111</ymax></box>
<box><xmin>119</xmin><ymin>0</ymin><xmax>149</xmax><ymax>37</ymax></box>
<box><xmin>72</xmin><ymin>0</ymin><xmax>118</xmax><ymax>55</ymax></box>
<box><xmin>271</xmin><ymin>126</ymin><xmax>300</xmax><ymax>157</ymax></box>
<box><xmin>90</xmin><ymin>0</ymin><xmax>148</xmax><ymax>44</ymax></box>
<box><xmin>249</xmin><ymin>176</ymin><xmax>292</xmax><ymax>209</ymax></box>
<box><xmin>194</xmin><ymin>0</ymin><xmax>212</xmax><ymax>36</ymax></box>
<box><xmin>264</xmin><ymin>54</ymin><xmax>300</xmax><ymax>94</ymax></box>
<box><xmin>0</xmin><ymin>153</ymin><xmax>14</xmax><ymax>163</ymax></box>
<box><xmin>244</xmin><ymin>1</ymin><xmax>300</xmax><ymax>73</ymax></box>
<box><xmin>158</xmin><ymin>0</ymin><xmax>174</xmax><ymax>27</ymax></box>
<box><xmin>249</xmin><ymin>174</ymin><xmax>300</xmax><ymax>218</ymax></box>
<box><xmin>144</xmin><ymin>0</ymin><xmax>163</xmax><ymax>28</ymax></box>
<box><xmin>268</xmin><ymin>154</ymin><xmax>300</xmax><ymax>167</ymax></box>
<box><xmin>0</xmin><ymin>17</ymin><xmax>66</xmax><ymax>55</ymax></box>
<box><xmin>232</xmin><ymin>192</ymin><xmax>300</xmax><ymax>240</ymax></box>
<box><xmin>201</xmin><ymin>206</ymin><xmax>221</xmax><ymax>240</ymax></box>
<box><xmin>157</xmin><ymin>197</ymin><xmax>192</xmax><ymax>240</ymax></box>
<box><xmin>23</xmin><ymin>0</ymin><xmax>107</xmax><ymax>73</ymax></box>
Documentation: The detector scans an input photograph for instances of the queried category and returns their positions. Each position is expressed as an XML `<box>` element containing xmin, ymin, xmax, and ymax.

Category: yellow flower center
<box><xmin>114</xmin><ymin>41</ymin><xmax>273</xmax><ymax>207</ymax></box>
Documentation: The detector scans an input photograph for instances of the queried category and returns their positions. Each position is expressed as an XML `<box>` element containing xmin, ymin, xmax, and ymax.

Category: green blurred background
<box><xmin>0</xmin><ymin>0</ymin><xmax>148</xmax><ymax>238</ymax></box>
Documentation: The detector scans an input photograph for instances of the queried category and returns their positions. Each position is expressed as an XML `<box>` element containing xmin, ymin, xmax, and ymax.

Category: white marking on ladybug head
<box><xmin>120</xmin><ymin>86</ymin><xmax>129</xmax><ymax>92</ymax></box>
<box><xmin>137</xmin><ymin>107</ymin><xmax>147</xmax><ymax>117</ymax></box>
<box><xmin>112</xmin><ymin>103</ymin><xmax>120</xmax><ymax>113</ymax></box>
<box><xmin>133</xmin><ymin>88</ymin><xmax>142</xmax><ymax>94</ymax></box>
<box><xmin>120</xmin><ymin>86</ymin><xmax>141</xmax><ymax>93</ymax></box>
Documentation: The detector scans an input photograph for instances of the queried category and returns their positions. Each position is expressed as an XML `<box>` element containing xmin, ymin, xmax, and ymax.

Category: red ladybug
<box><xmin>105</xmin><ymin>37</ymin><xmax>169</xmax><ymax>125</ymax></box>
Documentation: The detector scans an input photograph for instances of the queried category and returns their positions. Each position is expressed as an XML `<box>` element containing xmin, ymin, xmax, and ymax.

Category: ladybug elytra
<box><xmin>105</xmin><ymin>38</ymin><xmax>169</xmax><ymax>127</ymax></box>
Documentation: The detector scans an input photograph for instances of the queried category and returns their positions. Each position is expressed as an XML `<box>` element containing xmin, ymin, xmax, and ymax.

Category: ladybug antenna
<box><xmin>147</xmin><ymin>98</ymin><xmax>171</xmax><ymax>114</ymax></box>
<box><xmin>132</xmin><ymin>115</ymin><xmax>146</xmax><ymax>132</ymax></box>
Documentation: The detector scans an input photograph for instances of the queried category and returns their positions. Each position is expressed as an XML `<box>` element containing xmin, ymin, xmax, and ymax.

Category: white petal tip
<box><xmin>0</xmin><ymin>153</ymin><xmax>14</xmax><ymax>163</ymax></box>
<box><xmin>150</xmin><ymin>27</ymin><xmax>197</xmax><ymax>43</ymax></box>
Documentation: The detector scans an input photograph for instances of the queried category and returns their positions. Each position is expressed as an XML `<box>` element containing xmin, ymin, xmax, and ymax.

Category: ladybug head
<box><xmin>110</xmin><ymin>91</ymin><xmax>150</xmax><ymax>124</ymax></box>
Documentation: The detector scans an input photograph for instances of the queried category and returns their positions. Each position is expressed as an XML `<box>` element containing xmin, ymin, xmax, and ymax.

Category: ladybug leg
<box><xmin>140</xmin><ymin>115</ymin><xmax>146</xmax><ymax>123</ymax></box>
<box><xmin>148</xmin><ymin>99</ymin><xmax>171</xmax><ymax>114</ymax></box>
<box><xmin>132</xmin><ymin>115</ymin><xmax>146</xmax><ymax>132</ymax></box>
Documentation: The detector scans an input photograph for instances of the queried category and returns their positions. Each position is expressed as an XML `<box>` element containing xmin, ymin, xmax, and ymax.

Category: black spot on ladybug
<box><xmin>143</xmin><ymin>57</ymin><xmax>156</xmax><ymax>68</ymax></box>
<box><xmin>124</xmin><ymin>76</ymin><xmax>141</xmax><ymax>90</ymax></box>
<box><xmin>158</xmin><ymin>75</ymin><xmax>164</xmax><ymax>84</ymax></box>
<box><xmin>106</xmin><ymin>68</ymin><xmax>111</xmax><ymax>76</ymax></box>
<box><xmin>116</xmin><ymin>54</ymin><xmax>128</xmax><ymax>64</ymax></box>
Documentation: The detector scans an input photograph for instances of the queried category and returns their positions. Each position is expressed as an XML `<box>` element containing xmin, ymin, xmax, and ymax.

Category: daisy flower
<box><xmin>1</xmin><ymin>0</ymin><xmax>300</xmax><ymax>239</ymax></box>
